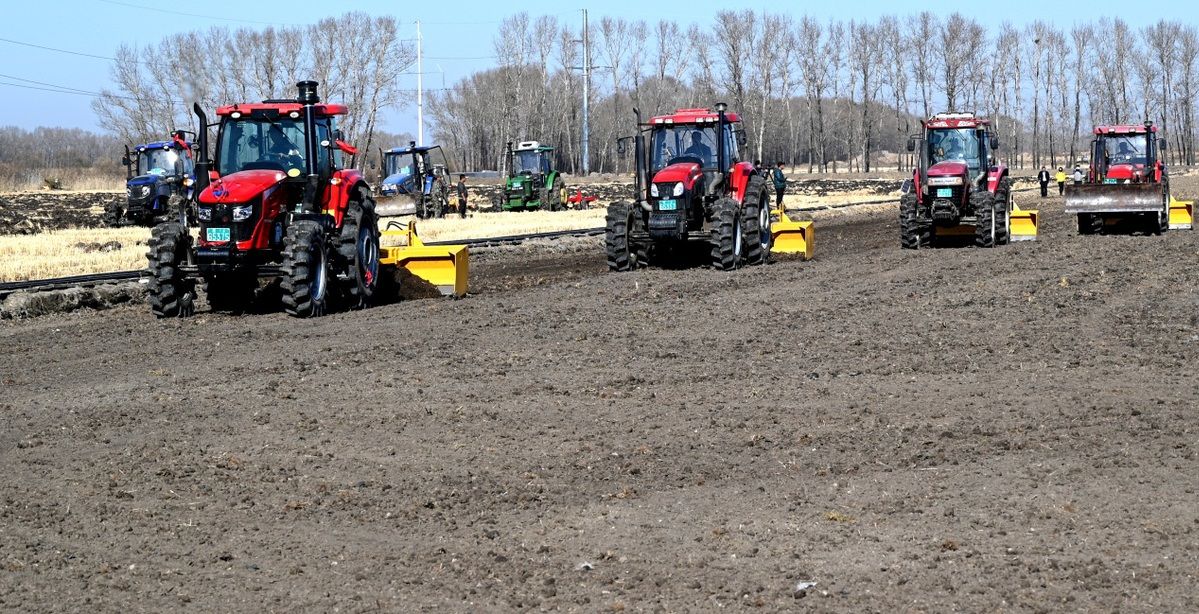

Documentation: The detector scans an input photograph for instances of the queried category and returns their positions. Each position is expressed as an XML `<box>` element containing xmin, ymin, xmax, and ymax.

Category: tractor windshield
<box><xmin>650</xmin><ymin>125</ymin><xmax>718</xmax><ymax>170</ymax></box>
<box><xmin>513</xmin><ymin>150</ymin><xmax>548</xmax><ymax>175</ymax></box>
<box><xmin>217</xmin><ymin>118</ymin><xmax>307</xmax><ymax>176</ymax></box>
<box><xmin>139</xmin><ymin>148</ymin><xmax>185</xmax><ymax>176</ymax></box>
<box><xmin>1101</xmin><ymin>134</ymin><xmax>1148</xmax><ymax>165</ymax></box>
<box><xmin>928</xmin><ymin>128</ymin><xmax>982</xmax><ymax>172</ymax></box>
<box><xmin>384</xmin><ymin>153</ymin><xmax>411</xmax><ymax>177</ymax></box>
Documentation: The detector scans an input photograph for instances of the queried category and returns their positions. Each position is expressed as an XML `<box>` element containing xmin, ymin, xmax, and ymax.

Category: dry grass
<box><xmin>0</xmin><ymin>228</ymin><xmax>149</xmax><ymax>282</ymax></box>
<box><xmin>0</xmin><ymin>168</ymin><xmax>123</xmax><ymax>193</ymax></box>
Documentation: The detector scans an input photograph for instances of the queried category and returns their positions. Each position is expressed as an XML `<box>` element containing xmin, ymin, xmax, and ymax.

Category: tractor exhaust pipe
<box><xmin>715</xmin><ymin>102</ymin><xmax>728</xmax><ymax>181</ymax></box>
<box><xmin>632</xmin><ymin>108</ymin><xmax>646</xmax><ymax>205</ymax></box>
<box><xmin>123</xmin><ymin>145</ymin><xmax>133</xmax><ymax>180</ymax></box>
<box><xmin>192</xmin><ymin>103</ymin><xmax>211</xmax><ymax>198</ymax></box>
<box><xmin>505</xmin><ymin>141</ymin><xmax>514</xmax><ymax>178</ymax></box>
<box><xmin>297</xmin><ymin>80</ymin><xmax>320</xmax><ymax>214</ymax></box>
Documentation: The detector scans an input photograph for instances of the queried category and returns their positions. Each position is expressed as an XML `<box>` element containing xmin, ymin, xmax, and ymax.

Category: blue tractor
<box><xmin>105</xmin><ymin>131</ymin><xmax>196</xmax><ymax>227</ymax></box>
<box><xmin>379</xmin><ymin>142</ymin><xmax>452</xmax><ymax>218</ymax></box>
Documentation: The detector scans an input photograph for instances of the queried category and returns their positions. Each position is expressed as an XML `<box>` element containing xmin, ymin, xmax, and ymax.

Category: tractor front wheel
<box><xmin>145</xmin><ymin>222</ymin><xmax>195</xmax><ymax>318</ymax></box>
<box><xmin>103</xmin><ymin>202</ymin><xmax>124</xmax><ymax>227</ymax></box>
<box><xmin>742</xmin><ymin>175</ymin><xmax>771</xmax><ymax>265</ymax></box>
<box><xmin>337</xmin><ymin>188</ymin><xmax>381</xmax><ymax>309</ymax></box>
<box><xmin>710</xmin><ymin>197</ymin><xmax>744</xmax><ymax>270</ymax></box>
<box><xmin>994</xmin><ymin>177</ymin><xmax>1012</xmax><ymax>245</ymax></box>
<box><xmin>605</xmin><ymin>202</ymin><xmax>638</xmax><ymax>272</ymax></box>
<box><xmin>1077</xmin><ymin>213</ymin><xmax>1103</xmax><ymax>235</ymax></box>
<box><xmin>899</xmin><ymin>193</ymin><xmax>929</xmax><ymax>249</ymax></box>
<box><xmin>973</xmin><ymin>189</ymin><xmax>997</xmax><ymax>248</ymax></box>
<box><xmin>280</xmin><ymin>220</ymin><xmax>331</xmax><ymax>318</ymax></box>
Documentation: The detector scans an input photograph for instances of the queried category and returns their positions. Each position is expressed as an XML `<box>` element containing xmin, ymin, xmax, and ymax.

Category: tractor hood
<box><xmin>199</xmin><ymin>169</ymin><xmax>286</xmax><ymax>204</ymax></box>
<box><xmin>652</xmin><ymin>161</ymin><xmax>703</xmax><ymax>189</ymax></box>
<box><xmin>1105</xmin><ymin>163</ymin><xmax>1144</xmax><ymax>181</ymax></box>
<box><xmin>127</xmin><ymin>174</ymin><xmax>163</xmax><ymax>188</ymax></box>
<box><xmin>381</xmin><ymin>171</ymin><xmax>415</xmax><ymax>195</ymax></box>
<box><xmin>926</xmin><ymin>160</ymin><xmax>970</xmax><ymax>178</ymax></box>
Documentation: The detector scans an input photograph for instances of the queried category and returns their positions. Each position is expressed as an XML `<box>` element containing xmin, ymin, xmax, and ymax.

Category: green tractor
<box><xmin>499</xmin><ymin>141</ymin><xmax>566</xmax><ymax>211</ymax></box>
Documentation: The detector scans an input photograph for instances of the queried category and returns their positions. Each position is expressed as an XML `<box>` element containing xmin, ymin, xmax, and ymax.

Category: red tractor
<box><xmin>605</xmin><ymin>103</ymin><xmax>772</xmax><ymax>271</ymax></box>
<box><xmin>900</xmin><ymin>112</ymin><xmax>1012</xmax><ymax>248</ymax></box>
<box><xmin>1063</xmin><ymin>123</ymin><xmax>1169</xmax><ymax>234</ymax></box>
<box><xmin>146</xmin><ymin>81</ymin><xmax>380</xmax><ymax>318</ymax></box>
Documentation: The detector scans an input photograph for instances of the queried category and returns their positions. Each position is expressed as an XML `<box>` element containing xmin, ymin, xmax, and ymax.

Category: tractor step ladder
<box><xmin>379</xmin><ymin>222</ymin><xmax>469</xmax><ymax>297</ymax></box>
<box><xmin>770</xmin><ymin>208</ymin><xmax>814</xmax><ymax>260</ymax></box>
<box><xmin>1168</xmin><ymin>196</ymin><xmax>1193</xmax><ymax>230</ymax></box>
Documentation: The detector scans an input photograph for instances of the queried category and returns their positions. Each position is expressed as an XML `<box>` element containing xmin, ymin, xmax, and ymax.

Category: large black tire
<box><xmin>605</xmin><ymin>202</ymin><xmax>636</xmax><ymax>272</ymax></box>
<box><xmin>899</xmin><ymin>192</ymin><xmax>930</xmax><ymax>249</ymax></box>
<box><xmin>1146</xmin><ymin>185</ymin><xmax>1169</xmax><ymax>235</ymax></box>
<box><xmin>103</xmin><ymin>202</ymin><xmax>124</xmax><ymax>227</ymax></box>
<box><xmin>1077</xmin><ymin>213</ymin><xmax>1103</xmax><ymax>235</ymax></box>
<box><xmin>336</xmin><ymin>187</ymin><xmax>381</xmax><ymax>309</ymax></box>
<box><xmin>710</xmin><ymin>197</ymin><xmax>743</xmax><ymax>271</ymax></box>
<box><xmin>742</xmin><ymin>175</ymin><xmax>771</xmax><ymax>265</ymax></box>
<box><xmin>204</xmin><ymin>274</ymin><xmax>256</xmax><ymax>313</ymax></box>
<box><xmin>993</xmin><ymin>177</ymin><xmax>1012</xmax><ymax>245</ymax></box>
<box><xmin>972</xmin><ymin>188</ymin><xmax>997</xmax><ymax>248</ymax></box>
<box><xmin>548</xmin><ymin>176</ymin><xmax>564</xmax><ymax>212</ymax></box>
<box><xmin>145</xmin><ymin>222</ymin><xmax>195</xmax><ymax>318</ymax></box>
<box><xmin>280</xmin><ymin>220</ymin><xmax>331</xmax><ymax>318</ymax></box>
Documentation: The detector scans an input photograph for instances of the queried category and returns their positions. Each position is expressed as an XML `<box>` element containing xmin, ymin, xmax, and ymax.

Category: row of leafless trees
<box><xmin>92</xmin><ymin>12</ymin><xmax>415</xmax><ymax>166</ymax></box>
<box><xmin>428</xmin><ymin>11</ymin><xmax>1199</xmax><ymax>174</ymax></box>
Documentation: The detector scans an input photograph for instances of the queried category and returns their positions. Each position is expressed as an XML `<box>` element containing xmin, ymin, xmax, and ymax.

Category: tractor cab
<box><xmin>647</xmin><ymin>108</ymin><xmax>742</xmax><ymax>200</ymax></box>
<box><xmin>108</xmin><ymin>132</ymin><xmax>197</xmax><ymax>227</ymax></box>
<box><xmin>921</xmin><ymin>113</ymin><xmax>992</xmax><ymax>186</ymax></box>
<box><xmin>380</xmin><ymin>143</ymin><xmax>452</xmax><ymax>218</ymax></box>
<box><xmin>1089</xmin><ymin>125</ymin><xmax>1159</xmax><ymax>184</ymax></box>
<box><xmin>501</xmin><ymin>140</ymin><xmax>566</xmax><ymax>211</ymax></box>
<box><xmin>512</xmin><ymin>142</ymin><xmax>553</xmax><ymax>177</ymax></box>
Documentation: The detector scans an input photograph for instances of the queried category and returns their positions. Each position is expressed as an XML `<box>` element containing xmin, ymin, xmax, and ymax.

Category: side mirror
<box><xmin>736</xmin><ymin>129</ymin><xmax>747</xmax><ymax>148</ymax></box>
<box><xmin>616</xmin><ymin>136</ymin><xmax>632</xmax><ymax>160</ymax></box>
<box><xmin>990</xmin><ymin>136</ymin><xmax>999</xmax><ymax>151</ymax></box>
<box><xmin>1160</xmin><ymin>138</ymin><xmax>1168</xmax><ymax>151</ymax></box>
<box><xmin>906</xmin><ymin>138</ymin><xmax>915</xmax><ymax>153</ymax></box>
<box><xmin>121</xmin><ymin>155</ymin><xmax>131</xmax><ymax>166</ymax></box>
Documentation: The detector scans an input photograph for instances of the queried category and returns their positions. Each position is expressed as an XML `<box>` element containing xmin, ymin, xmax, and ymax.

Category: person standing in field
<box><xmin>1055</xmin><ymin>166</ymin><xmax>1067</xmax><ymax>195</ymax></box>
<box><xmin>1038</xmin><ymin>166</ymin><xmax>1051</xmax><ymax>198</ymax></box>
<box><xmin>456</xmin><ymin>174</ymin><xmax>468</xmax><ymax>218</ymax></box>
<box><xmin>1072</xmin><ymin>166</ymin><xmax>1084</xmax><ymax>185</ymax></box>
<box><xmin>771</xmin><ymin>161</ymin><xmax>787</xmax><ymax>207</ymax></box>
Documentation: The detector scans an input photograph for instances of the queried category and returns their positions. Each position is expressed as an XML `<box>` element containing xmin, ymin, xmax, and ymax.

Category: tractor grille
<box><xmin>927</xmin><ymin>185</ymin><xmax>963</xmax><ymax>205</ymax></box>
<box><xmin>203</xmin><ymin>203</ymin><xmax>259</xmax><ymax>243</ymax></box>
<box><xmin>127</xmin><ymin>194</ymin><xmax>155</xmax><ymax>214</ymax></box>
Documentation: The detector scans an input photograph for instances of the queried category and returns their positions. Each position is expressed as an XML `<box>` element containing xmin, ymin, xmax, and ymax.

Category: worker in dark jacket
<box><xmin>771</xmin><ymin>162</ymin><xmax>787</xmax><ymax>207</ymax></box>
<box><xmin>456</xmin><ymin>174</ymin><xmax>468</xmax><ymax>218</ymax></box>
<box><xmin>1037</xmin><ymin>166</ymin><xmax>1051</xmax><ymax>198</ymax></box>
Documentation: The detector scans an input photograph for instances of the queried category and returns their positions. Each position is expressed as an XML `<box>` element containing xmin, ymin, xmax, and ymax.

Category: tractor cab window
<box><xmin>1102</xmin><ymin>134</ymin><xmax>1148</xmax><ymax>165</ymax></box>
<box><xmin>514</xmin><ymin>150</ymin><xmax>545</xmax><ymax>175</ymax></box>
<box><xmin>217</xmin><ymin>117</ymin><xmax>306</xmax><ymax>176</ymax></box>
<box><xmin>650</xmin><ymin>125</ymin><xmax>718</xmax><ymax>170</ymax></box>
<box><xmin>928</xmin><ymin>128</ymin><xmax>982</xmax><ymax>172</ymax></box>
<box><xmin>384</xmin><ymin>153</ymin><xmax>410</xmax><ymax>177</ymax></box>
<box><xmin>139</xmin><ymin>148</ymin><xmax>185</xmax><ymax>176</ymax></box>
<box><xmin>314</xmin><ymin>121</ymin><xmax>332</xmax><ymax>174</ymax></box>
<box><xmin>723</xmin><ymin>125</ymin><xmax>739</xmax><ymax>164</ymax></box>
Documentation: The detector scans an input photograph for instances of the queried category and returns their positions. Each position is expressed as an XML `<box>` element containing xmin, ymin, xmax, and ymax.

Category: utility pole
<box><xmin>581</xmin><ymin>9</ymin><xmax>590</xmax><ymax>176</ymax></box>
<box><xmin>417</xmin><ymin>20</ymin><xmax>424</xmax><ymax>146</ymax></box>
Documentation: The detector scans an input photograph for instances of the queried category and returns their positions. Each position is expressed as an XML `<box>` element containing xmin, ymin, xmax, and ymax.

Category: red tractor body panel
<box><xmin>215</xmin><ymin>103</ymin><xmax>349</xmax><ymax>117</ymax></box>
<box><xmin>320</xmin><ymin>168</ymin><xmax>366</xmax><ymax>227</ymax></box>
<box><xmin>729</xmin><ymin>161</ymin><xmax>755</xmax><ymax>202</ymax></box>
<box><xmin>649</xmin><ymin>108</ymin><xmax>742</xmax><ymax>125</ymax></box>
<box><xmin>200</xmin><ymin>169</ymin><xmax>286</xmax><ymax>204</ymax></box>
<box><xmin>652</xmin><ymin>161</ymin><xmax>703</xmax><ymax>189</ymax></box>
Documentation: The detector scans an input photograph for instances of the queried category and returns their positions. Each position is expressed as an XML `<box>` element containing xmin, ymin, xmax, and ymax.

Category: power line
<box><xmin>0</xmin><ymin>72</ymin><xmax>99</xmax><ymax>96</ymax></box>
<box><xmin>0</xmin><ymin>36</ymin><xmax>119</xmax><ymax>62</ymax></box>
<box><xmin>96</xmin><ymin>0</ymin><xmax>305</xmax><ymax>27</ymax></box>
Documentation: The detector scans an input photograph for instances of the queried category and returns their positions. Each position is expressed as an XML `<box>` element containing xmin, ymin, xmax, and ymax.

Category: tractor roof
<box><xmin>135</xmin><ymin>140</ymin><xmax>190</xmax><ymax>152</ymax></box>
<box><xmin>648</xmin><ymin>108</ymin><xmax>742</xmax><ymax>126</ymax></box>
<box><xmin>515</xmin><ymin>140</ymin><xmax>553</xmax><ymax>152</ymax></box>
<box><xmin>385</xmin><ymin>145</ymin><xmax>442</xmax><ymax>155</ymax></box>
<box><xmin>924</xmin><ymin>112</ymin><xmax>989</xmax><ymax>129</ymax></box>
<box><xmin>1094</xmin><ymin>124</ymin><xmax>1156</xmax><ymax>135</ymax></box>
<box><xmin>214</xmin><ymin>102</ymin><xmax>349</xmax><ymax>117</ymax></box>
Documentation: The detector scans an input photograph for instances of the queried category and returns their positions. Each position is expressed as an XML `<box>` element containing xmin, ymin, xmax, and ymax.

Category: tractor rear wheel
<box><xmin>280</xmin><ymin>220</ymin><xmax>331</xmax><ymax>318</ymax></box>
<box><xmin>146</xmin><ymin>222</ymin><xmax>195</xmax><ymax>318</ymax></box>
<box><xmin>742</xmin><ymin>175</ymin><xmax>771</xmax><ymax>265</ymax></box>
<box><xmin>710</xmin><ymin>197</ymin><xmax>743</xmax><ymax>271</ymax></box>
<box><xmin>1077</xmin><ymin>214</ymin><xmax>1103</xmax><ymax>235</ymax></box>
<box><xmin>994</xmin><ymin>177</ymin><xmax>1012</xmax><ymax>245</ymax></box>
<box><xmin>972</xmin><ymin>189</ymin><xmax>997</xmax><ymax>248</ymax></box>
<box><xmin>899</xmin><ymin>192</ymin><xmax>929</xmax><ymax>249</ymax></box>
<box><xmin>605</xmin><ymin>202</ymin><xmax>637</xmax><ymax>272</ymax></box>
<box><xmin>337</xmin><ymin>188</ymin><xmax>381</xmax><ymax>309</ymax></box>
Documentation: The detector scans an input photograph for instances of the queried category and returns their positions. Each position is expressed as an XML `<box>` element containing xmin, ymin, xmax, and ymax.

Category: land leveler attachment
<box><xmin>379</xmin><ymin>222</ymin><xmax>469</xmax><ymax>297</ymax></box>
<box><xmin>769</xmin><ymin>207</ymin><xmax>814</xmax><ymax>260</ymax></box>
<box><xmin>1009</xmin><ymin>200</ymin><xmax>1039</xmax><ymax>241</ymax></box>
<box><xmin>1169</xmin><ymin>196</ymin><xmax>1193</xmax><ymax>230</ymax></box>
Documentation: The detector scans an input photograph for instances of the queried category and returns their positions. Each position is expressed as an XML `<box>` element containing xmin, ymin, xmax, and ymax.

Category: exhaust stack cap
<box><xmin>297</xmin><ymin>80</ymin><xmax>320</xmax><ymax>105</ymax></box>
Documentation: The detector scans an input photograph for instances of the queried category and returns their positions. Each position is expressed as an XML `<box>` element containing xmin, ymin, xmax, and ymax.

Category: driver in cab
<box><xmin>939</xmin><ymin>137</ymin><xmax>965</xmax><ymax>161</ymax></box>
<box><xmin>267</xmin><ymin>127</ymin><xmax>302</xmax><ymax>167</ymax></box>
<box><xmin>683</xmin><ymin>130</ymin><xmax>714</xmax><ymax>166</ymax></box>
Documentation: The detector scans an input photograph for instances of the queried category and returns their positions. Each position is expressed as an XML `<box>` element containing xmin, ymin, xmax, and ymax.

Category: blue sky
<box><xmin>2</xmin><ymin>0</ymin><xmax>1192</xmax><ymax>137</ymax></box>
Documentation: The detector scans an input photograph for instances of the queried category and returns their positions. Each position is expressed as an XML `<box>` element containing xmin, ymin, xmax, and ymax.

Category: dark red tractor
<box><xmin>605</xmin><ymin>103</ymin><xmax>772</xmax><ymax>271</ymax></box>
<box><xmin>1063</xmin><ymin>123</ymin><xmax>1170</xmax><ymax>234</ymax></box>
<box><xmin>146</xmin><ymin>81</ymin><xmax>380</xmax><ymax>318</ymax></box>
<box><xmin>900</xmin><ymin>112</ymin><xmax>1012</xmax><ymax>248</ymax></box>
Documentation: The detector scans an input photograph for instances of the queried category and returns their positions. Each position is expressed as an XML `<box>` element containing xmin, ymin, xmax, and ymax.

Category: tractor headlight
<box><xmin>232</xmin><ymin>204</ymin><xmax>253</xmax><ymax>222</ymax></box>
<box><xmin>133</xmin><ymin>185</ymin><xmax>151</xmax><ymax>197</ymax></box>
<box><xmin>650</xmin><ymin>183</ymin><xmax>660</xmax><ymax>197</ymax></box>
<box><xmin>197</xmin><ymin>206</ymin><xmax>212</xmax><ymax>222</ymax></box>
<box><xmin>672</xmin><ymin>182</ymin><xmax>685</xmax><ymax>197</ymax></box>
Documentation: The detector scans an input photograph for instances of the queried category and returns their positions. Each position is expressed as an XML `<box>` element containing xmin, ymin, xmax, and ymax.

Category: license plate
<box><xmin>206</xmin><ymin>227</ymin><xmax>230</xmax><ymax>242</ymax></box>
<box><xmin>1104</xmin><ymin>178</ymin><xmax>1118</xmax><ymax>184</ymax></box>
<box><xmin>935</xmin><ymin>188</ymin><xmax>953</xmax><ymax>198</ymax></box>
<box><xmin>658</xmin><ymin>199</ymin><xmax>677</xmax><ymax>211</ymax></box>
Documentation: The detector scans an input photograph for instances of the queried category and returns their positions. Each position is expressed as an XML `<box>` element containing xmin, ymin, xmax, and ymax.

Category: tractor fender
<box><xmin>321</xmin><ymin>169</ymin><xmax>367</xmax><ymax>228</ymax></box>
<box><xmin>729</xmin><ymin>162</ymin><xmax>756</xmax><ymax>204</ymax></box>
<box><xmin>985</xmin><ymin>164</ymin><xmax>1009</xmax><ymax>193</ymax></box>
